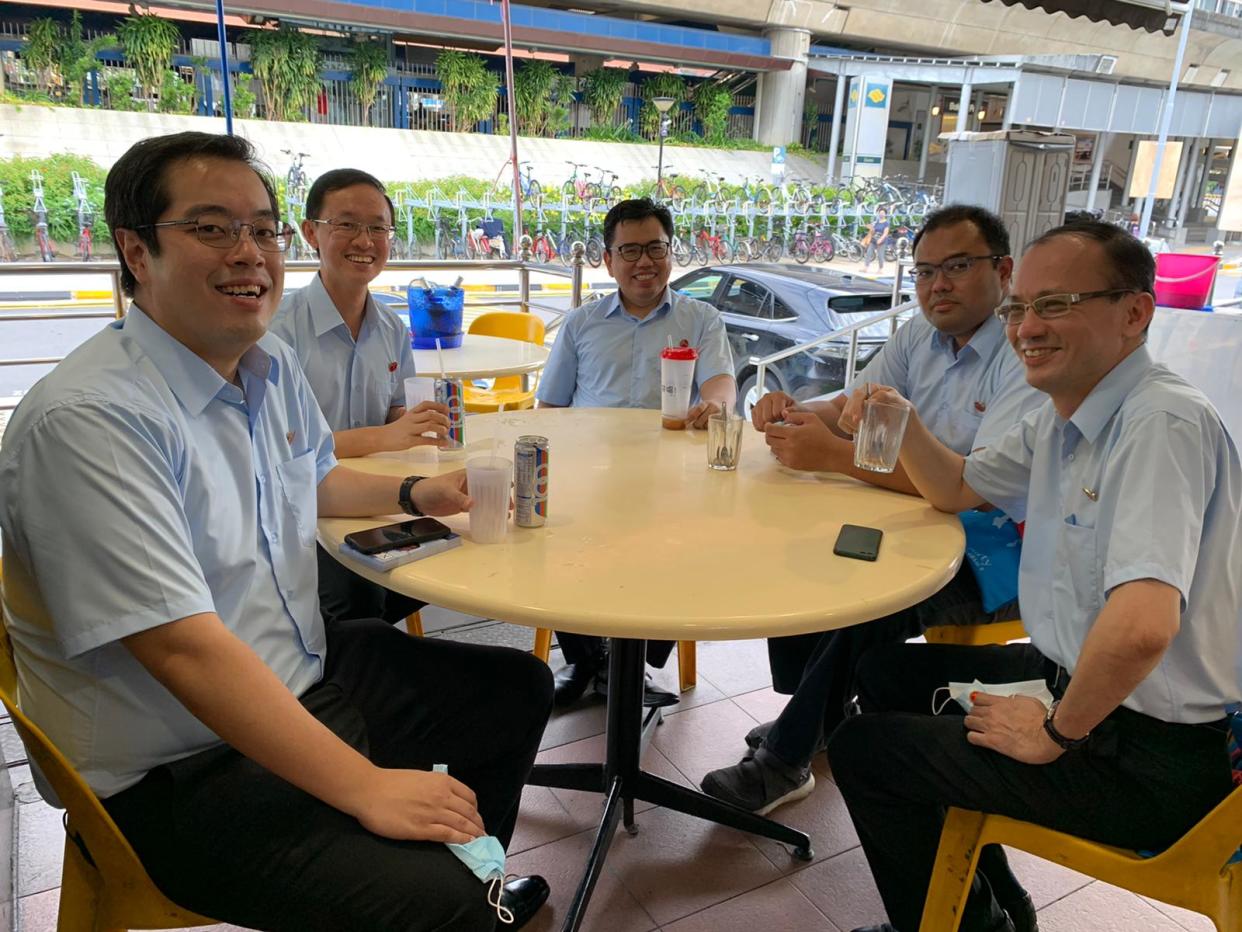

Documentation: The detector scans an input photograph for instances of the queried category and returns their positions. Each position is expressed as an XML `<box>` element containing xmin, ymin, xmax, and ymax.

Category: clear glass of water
<box><xmin>707</xmin><ymin>412</ymin><xmax>745</xmax><ymax>471</ymax></box>
<box><xmin>853</xmin><ymin>399</ymin><xmax>911</xmax><ymax>473</ymax></box>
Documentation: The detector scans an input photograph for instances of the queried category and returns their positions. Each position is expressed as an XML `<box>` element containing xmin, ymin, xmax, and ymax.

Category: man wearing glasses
<box><xmin>537</xmin><ymin>197</ymin><xmax>736</xmax><ymax>709</ymax></box>
<box><xmin>271</xmin><ymin>169</ymin><xmax>448</xmax><ymax>628</ymax></box>
<box><xmin>703</xmin><ymin>207</ymin><xmax>1041</xmax><ymax>864</ymax></box>
<box><xmin>0</xmin><ymin>133</ymin><xmax>553</xmax><ymax>931</ymax></box>
<box><xmin>828</xmin><ymin>220</ymin><xmax>1241</xmax><ymax>932</ymax></box>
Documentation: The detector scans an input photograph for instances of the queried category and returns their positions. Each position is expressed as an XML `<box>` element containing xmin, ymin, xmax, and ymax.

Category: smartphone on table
<box><xmin>833</xmin><ymin>524</ymin><xmax>883</xmax><ymax>562</ymax></box>
<box><xmin>344</xmin><ymin>518</ymin><xmax>453</xmax><ymax>555</ymax></box>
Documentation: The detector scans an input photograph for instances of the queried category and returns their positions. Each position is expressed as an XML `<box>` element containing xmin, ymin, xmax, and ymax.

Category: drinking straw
<box><xmin>435</xmin><ymin>337</ymin><xmax>447</xmax><ymax>380</ymax></box>
<box><xmin>666</xmin><ymin>335</ymin><xmax>673</xmax><ymax>349</ymax></box>
<box><xmin>491</xmin><ymin>403</ymin><xmax>504</xmax><ymax>459</ymax></box>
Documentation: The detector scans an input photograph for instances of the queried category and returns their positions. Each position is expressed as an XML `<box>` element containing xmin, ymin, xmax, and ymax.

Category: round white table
<box><xmin>411</xmin><ymin>334</ymin><xmax>548</xmax><ymax>380</ymax></box>
<box><xmin>320</xmin><ymin>408</ymin><xmax>964</xmax><ymax>932</ymax></box>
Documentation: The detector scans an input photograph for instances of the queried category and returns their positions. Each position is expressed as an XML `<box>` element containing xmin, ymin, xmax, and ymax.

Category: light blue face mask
<box><xmin>434</xmin><ymin>764</ymin><xmax>514</xmax><ymax>925</ymax></box>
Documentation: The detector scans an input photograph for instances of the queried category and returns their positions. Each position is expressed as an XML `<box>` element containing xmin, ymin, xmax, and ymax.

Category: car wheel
<box><xmin>737</xmin><ymin>367</ymin><xmax>786</xmax><ymax>419</ymax></box>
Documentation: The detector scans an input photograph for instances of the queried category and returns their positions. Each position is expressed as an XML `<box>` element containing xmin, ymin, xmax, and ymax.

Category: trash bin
<box><xmin>1154</xmin><ymin>254</ymin><xmax>1220</xmax><ymax>310</ymax></box>
<box><xmin>407</xmin><ymin>283</ymin><xmax>464</xmax><ymax>349</ymax></box>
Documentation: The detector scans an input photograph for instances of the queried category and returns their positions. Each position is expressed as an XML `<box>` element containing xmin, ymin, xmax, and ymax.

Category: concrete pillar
<box><xmin>569</xmin><ymin>54</ymin><xmax>607</xmax><ymax>76</ymax></box>
<box><xmin>918</xmin><ymin>85</ymin><xmax>940</xmax><ymax>181</ymax></box>
<box><xmin>956</xmin><ymin>81</ymin><xmax>972</xmax><ymax>135</ymax></box>
<box><xmin>1122</xmin><ymin>137</ymin><xmax>1143</xmax><ymax>209</ymax></box>
<box><xmin>1086</xmin><ymin>132</ymin><xmax>1113</xmax><ymax>213</ymax></box>
<box><xmin>1177</xmin><ymin>140</ymin><xmax>1203</xmax><ymax>226</ymax></box>
<box><xmin>1169</xmin><ymin>136</ymin><xmax>1197</xmax><ymax>221</ymax></box>
<box><xmin>826</xmin><ymin>76</ymin><xmax>846</xmax><ymax>183</ymax></box>
<box><xmin>1192</xmin><ymin>138</ymin><xmax>1215</xmax><ymax>222</ymax></box>
<box><xmin>755</xmin><ymin>27</ymin><xmax>811</xmax><ymax>147</ymax></box>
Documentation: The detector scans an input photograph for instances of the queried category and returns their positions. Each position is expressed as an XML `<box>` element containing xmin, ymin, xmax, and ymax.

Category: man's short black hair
<box><xmin>1029</xmin><ymin>220</ymin><xmax>1155</xmax><ymax>295</ymax></box>
<box><xmin>603</xmin><ymin>198</ymin><xmax>674</xmax><ymax>249</ymax></box>
<box><xmin>305</xmin><ymin>168</ymin><xmax>395</xmax><ymax>225</ymax></box>
<box><xmin>911</xmin><ymin>204</ymin><xmax>1011</xmax><ymax>258</ymax></box>
<box><xmin>105</xmin><ymin>132</ymin><xmax>278</xmax><ymax>297</ymax></box>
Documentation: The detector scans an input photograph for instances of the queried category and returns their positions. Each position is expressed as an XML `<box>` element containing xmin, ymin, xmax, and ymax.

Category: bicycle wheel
<box><xmin>673</xmin><ymin>236</ymin><xmax>692</xmax><ymax>267</ymax></box>
<box><xmin>713</xmin><ymin>239</ymin><xmax>734</xmax><ymax>264</ymax></box>
<box><xmin>608</xmin><ymin>185</ymin><xmax>623</xmax><ymax>203</ymax></box>
<box><xmin>585</xmin><ymin>237</ymin><xmax>604</xmax><ymax>268</ymax></box>
<box><xmin>528</xmin><ymin>180</ymin><xmax>542</xmax><ymax>201</ymax></box>
<box><xmin>815</xmin><ymin>237</ymin><xmax>836</xmax><ymax>263</ymax></box>
<box><xmin>670</xmin><ymin>185</ymin><xmax>687</xmax><ymax>207</ymax></box>
<box><xmin>37</xmin><ymin>230</ymin><xmax>54</xmax><ymax>262</ymax></box>
<box><xmin>845</xmin><ymin>239</ymin><xmax>864</xmax><ymax>262</ymax></box>
<box><xmin>586</xmin><ymin>183</ymin><xmax>603</xmax><ymax>203</ymax></box>
<box><xmin>791</xmin><ymin>239</ymin><xmax>810</xmax><ymax>264</ymax></box>
<box><xmin>0</xmin><ymin>232</ymin><xmax>14</xmax><ymax>262</ymax></box>
<box><xmin>765</xmin><ymin>237</ymin><xmax>784</xmax><ymax>262</ymax></box>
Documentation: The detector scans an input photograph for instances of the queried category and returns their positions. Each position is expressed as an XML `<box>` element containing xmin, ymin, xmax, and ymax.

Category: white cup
<box><xmin>660</xmin><ymin>357</ymin><xmax>696</xmax><ymax>430</ymax></box>
<box><xmin>404</xmin><ymin>376</ymin><xmax>437</xmax><ymax>409</ymax></box>
<box><xmin>466</xmin><ymin>456</ymin><xmax>512</xmax><ymax>544</ymax></box>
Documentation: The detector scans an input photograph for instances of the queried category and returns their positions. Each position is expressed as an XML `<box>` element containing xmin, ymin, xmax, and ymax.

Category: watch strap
<box><xmin>1043</xmin><ymin>700</ymin><xmax>1090</xmax><ymax>750</ymax></box>
<box><xmin>398</xmin><ymin>475</ymin><xmax>424</xmax><ymax>516</ymax></box>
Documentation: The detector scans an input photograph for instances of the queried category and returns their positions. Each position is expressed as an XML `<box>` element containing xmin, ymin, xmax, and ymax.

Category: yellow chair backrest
<box><xmin>469</xmin><ymin>311</ymin><xmax>546</xmax><ymax>346</ymax></box>
<box><xmin>0</xmin><ymin>558</ymin><xmax>215</xmax><ymax>929</ymax></box>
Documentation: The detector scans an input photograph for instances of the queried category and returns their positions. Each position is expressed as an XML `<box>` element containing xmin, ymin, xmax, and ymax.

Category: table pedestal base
<box><xmin>528</xmin><ymin>638</ymin><xmax>813</xmax><ymax>932</ymax></box>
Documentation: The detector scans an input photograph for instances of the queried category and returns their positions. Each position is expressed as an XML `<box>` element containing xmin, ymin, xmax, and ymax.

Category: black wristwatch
<box><xmin>1043</xmin><ymin>700</ymin><xmax>1090</xmax><ymax>751</ymax></box>
<box><xmin>398</xmin><ymin>475</ymin><xmax>424</xmax><ymax>516</ymax></box>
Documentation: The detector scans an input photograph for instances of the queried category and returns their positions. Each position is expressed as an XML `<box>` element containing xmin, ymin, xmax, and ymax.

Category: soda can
<box><xmin>514</xmin><ymin>435</ymin><xmax>549</xmax><ymax>528</ymax></box>
<box><xmin>435</xmin><ymin>378</ymin><xmax>465</xmax><ymax>449</ymax></box>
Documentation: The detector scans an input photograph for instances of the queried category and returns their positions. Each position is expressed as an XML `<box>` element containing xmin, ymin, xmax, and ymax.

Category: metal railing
<box><xmin>751</xmin><ymin>261</ymin><xmax>916</xmax><ymax>401</ymax></box>
<box><xmin>0</xmin><ymin>239</ymin><xmax>587</xmax><ymax>411</ymax></box>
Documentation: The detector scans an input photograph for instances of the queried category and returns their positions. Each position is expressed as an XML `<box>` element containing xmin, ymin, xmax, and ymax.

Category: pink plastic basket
<box><xmin>1154</xmin><ymin>253</ymin><xmax>1220</xmax><ymax>310</ymax></box>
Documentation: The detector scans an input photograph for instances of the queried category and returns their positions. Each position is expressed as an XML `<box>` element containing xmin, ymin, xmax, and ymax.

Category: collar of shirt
<box><xmin>1059</xmin><ymin>345</ymin><xmax>1153</xmax><ymax>453</ymax></box>
<box><xmin>929</xmin><ymin>311</ymin><xmax>1005</xmax><ymax>364</ymax></box>
<box><xmin>122</xmin><ymin>304</ymin><xmax>279</xmax><ymax>417</ymax></box>
<box><xmin>602</xmin><ymin>287</ymin><xmax>673</xmax><ymax>323</ymax></box>
<box><xmin>308</xmin><ymin>273</ymin><xmax>357</xmax><ymax>338</ymax></box>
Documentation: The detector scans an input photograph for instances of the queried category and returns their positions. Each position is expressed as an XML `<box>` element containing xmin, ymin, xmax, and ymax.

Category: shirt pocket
<box><xmin>274</xmin><ymin>449</ymin><xmax>319</xmax><ymax>548</ymax></box>
<box><xmin>1054</xmin><ymin>519</ymin><xmax>1101</xmax><ymax>620</ymax></box>
<box><xmin>948</xmin><ymin>404</ymin><xmax>984</xmax><ymax>452</ymax></box>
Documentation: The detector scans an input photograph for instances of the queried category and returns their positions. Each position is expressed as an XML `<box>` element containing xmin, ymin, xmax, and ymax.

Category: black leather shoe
<box><xmin>1002</xmin><ymin>891</ymin><xmax>1038</xmax><ymax>932</ymax></box>
<box><xmin>594</xmin><ymin>668</ymin><xmax>679</xmax><ymax>708</ymax></box>
<box><xmin>553</xmin><ymin>661</ymin><xmax>602</xmax><ymax>707</ymax></box>
<box><xmin>501</xmin><ymin>874</ymin><xmax>550</xmax><ymax>930</ymax></box>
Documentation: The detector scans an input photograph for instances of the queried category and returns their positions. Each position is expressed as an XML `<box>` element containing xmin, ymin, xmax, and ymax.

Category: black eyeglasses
<box><xmin>910</xmin><ymin>254</ymin><xmax>1004</xmax><ymax>283</ymax></box>
<box><xmin>138</xmin><ymin>212</ymin><xmax>293</xmax><ymax>253</ymax></box>
<box><xmin>612</xmin><ymin>241</ymin><xmax>670</xmax><ymax>261</ymax></box>
<box><xmin>310</xmin><ymin>218</ymin><xmax>395</xmax><ymax>241</ymax></box>
<box><xmin>995</xmin><ymin>289</ymin><xmax>1135</xmax><ymax>326</ymax></box>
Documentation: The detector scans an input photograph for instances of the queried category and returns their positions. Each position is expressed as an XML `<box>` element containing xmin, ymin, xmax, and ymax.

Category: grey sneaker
<box><xmin>700</xmin><ymin>747</ymin><xmax>815</xmax><ymax>815</ymax></box>
<box><xmin>742</xmin><ymin>720</ymin><xmax>826</xmax><ymax>762</ymax></box>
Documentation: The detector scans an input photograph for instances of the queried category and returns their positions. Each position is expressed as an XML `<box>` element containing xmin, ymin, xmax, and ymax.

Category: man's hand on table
<box><xmin>414</xmin><ymin>471</ymin><xmax>473</xmax><ymax>516</ymax></box>
<box><xmin>750</xmin><ymin>390</ymin><xmax>796</xmax><ymax>431</ymax></box>
<box><xmin>764</xmin><ymin>410</ymin><xmax>848</xmax><ymax>472</ymax></box>
<box><xmin>350</xmin><ymin>767</ymin><xmax>487</xmax><ymax>844</ymax></box>
<box><xmin>385</xmin><ymin>402</ymin><xmax>451</xmax><ymax>450</ymax></box>
<box><xmin>686</xmin><ymin>400</ymin><xmax>724</xmax><ymax>429</ymax></box>
<box><xmin>964</xmin><ymin>694</ymin><xmax>1065</xmax><ymax>765</ymax></box>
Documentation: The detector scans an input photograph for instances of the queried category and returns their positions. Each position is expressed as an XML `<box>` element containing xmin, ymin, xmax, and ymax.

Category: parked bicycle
<box><xmin>30</xmin><ymin>170</ymin><xmax>54</xmax><ymax>262</ymax></box>
<box><xmin>0</xmin><ymin>187</ymin><xmax>16</xmax><ymax>261</ymax></box>
<box><xmin>646</xmin><ymin>165</ymin><xmax>687</xmax><ymax>207</ymax></box>
<box><xmin>72</xmin><ymin>171</ymin><xmax>95</xmax><ymax>261</ymax></box>
<box><xmin>496</xmin><ymin>160</ymin><xmax>543</xmax><ymax>205</ymax></box>
<box><xmin>562</xmin><ymin>162</ymin><xmax>598</xmax><ymax>205</ymax></box>
<box><xmin>593</xmin><ymin>168</ymin><xmax>623</xmax><ymax>206</ymax></box>
<box><xmin>467</xmin><ymin>217</ymin><xmax>507</xmax><ymax>259</ymax></box>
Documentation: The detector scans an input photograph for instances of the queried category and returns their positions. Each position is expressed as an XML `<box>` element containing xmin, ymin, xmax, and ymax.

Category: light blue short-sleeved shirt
<box><xmin>270</xmin><ymin>274</ymin><xmax>417</xmax><ymax>431</ymax></box>
<box><xmin>964</xmin><ymin>347</ymin><xmax>1242</xmax><ymax>723</ymax></box>
<box><xmin>846</xmin><ymin>313</ymin><xmax>1041</xmax><ymax>455</ymax></box>
<box><xmin>536</xmin><ymin>288</ymin><xmax>734</xmax><ymax>409</ymax></box>
<box><xmin>0</xmin><ymin>305</ymin><xmax>337</xmax><ymax>797</ymax></box>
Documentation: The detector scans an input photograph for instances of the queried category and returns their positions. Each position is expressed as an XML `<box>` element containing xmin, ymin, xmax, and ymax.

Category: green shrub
<box><xmin>0</xmin><ymin>154</ymin><xmax>109</xmax><ymax>246</ymax></box>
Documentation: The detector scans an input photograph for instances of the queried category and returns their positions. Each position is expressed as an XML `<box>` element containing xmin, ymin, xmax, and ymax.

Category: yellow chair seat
<box><xmin>0</xmin><ymin>558</ymin><xmax>217</xmax><ymax>931</ymax></box>
<box><xmin>923</xmin><ymin>618</ymin><xmax>1027</xmax><ymax>646</ymax></box>
<box><xmin>462</xmin><ymin>312</ymin><xmax>546</xmax><ymax>414</ymax></box>
<box><xmin>921</xmin><ymin>788</ymin><xmax>1242</xmax><ymax>932</ymax></box>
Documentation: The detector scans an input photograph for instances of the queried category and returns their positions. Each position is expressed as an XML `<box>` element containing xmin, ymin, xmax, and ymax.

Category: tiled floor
<box><xmin>6</xmin><ymin>614</ymin><xmax>1219</xmax><ymax>932</ymax></box>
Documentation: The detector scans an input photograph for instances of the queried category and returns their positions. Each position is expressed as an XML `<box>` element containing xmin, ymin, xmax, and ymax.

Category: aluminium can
<box><xmin>434</xmin><ymin>378</ymin><xmax>465</xmax><ymax>448</ymax></box>
<box><xmin>514</xmin><ymin>435</ymin><xmax>549</xmax><ymax>528</ymax></box>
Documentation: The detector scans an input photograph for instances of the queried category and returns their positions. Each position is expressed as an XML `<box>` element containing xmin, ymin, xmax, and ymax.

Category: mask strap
<box><xmin>931</xmin><ymin>686</ymin><xmax>953</xmax><ymax>716</ymax></box>
<box><xmin>488</xmin><ymin>876</ymin><xmax>515</xmax><ymax>925</ymax></box>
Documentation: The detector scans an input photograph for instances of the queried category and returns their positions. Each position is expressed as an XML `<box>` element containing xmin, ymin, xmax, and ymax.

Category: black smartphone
<box><xmin>833</xmin><ymin>524</ymin><xmax>883</xmax><ymax>562</ymax></box>
<box><xmin>344</xmin><ymin>518</ymin><xmax>453</xmax><ymax>555</ymax></box>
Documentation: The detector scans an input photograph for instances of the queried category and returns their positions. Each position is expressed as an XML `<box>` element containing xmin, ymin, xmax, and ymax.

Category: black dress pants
<box><xmin>104</xmin><ymin>619</ymin><xmax>554</xmax><ymax>932</ymax></box>
<box><xmin>764</xmin><ymin>563</ymin><xmax>1016</xmax><ymax>767</ymax></box>
<box><xmin>317</xmin><ymin>543</ymin><xmax>424</xmax><ymax>627</ymax></box>
<box><xmin>556</xmin><ymin>632</ymin><xmax>675</xmax><ymax>669</ymax></box>
<box><xmin>826</xmin><ymin>642</ymin><xmax>1233</xmax><ymax>932</ymax></box>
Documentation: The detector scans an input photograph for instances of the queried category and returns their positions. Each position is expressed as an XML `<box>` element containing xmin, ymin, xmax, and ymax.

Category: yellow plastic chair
<box><xmin>920</xmin><ymin>789</ymin><xmax>1242</xmax><ymax>932</ymax></box>
<box><xmin>530</xmin><ymin>630</ymin><xmax>697</xmax><ymax>693</ymax></box>
<box><xmin>0</xmin><ymin>560</ymin><xmax>217</xmax><ymax>931</ymax></box>
<box><xmin>463</xmin><ymin>312</ymin><xmax>546</xmax><ymax>413</ymax></box>
<box><xmin>923</xmin><ymin>618</ymin><xmax>1027</xmax><ymax>646</ymax></box>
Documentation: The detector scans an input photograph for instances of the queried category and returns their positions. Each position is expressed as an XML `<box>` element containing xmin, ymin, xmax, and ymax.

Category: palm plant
<box><xmin>348</xmin><ymin>39</ymin><xmax>389</xmax><ymax>126</ymax></box>
<box><xmin>250</xmin><ymin>26</ymin><xmax>321</xmax><ymax>122</ymax></box>
<box><xmin>60</xmin><ymin>12</ymin><xmax>117</xmax><ymax>107</ymax></box>
<box><xmin>23</xmin><ymin>18</ymin><xmax>63</xmax><ymax>95</ymax></box>
<box><xmin>513</xmin><ymin>59</ymin><xmax>558</xmax><ymax>136</ymax></box>
<box><xmin>436</xmin><ymin>50</ymin><xmax>496</xmax><ymax>133</ymax></box>
<box><xmin>580</xmin><ymin>67</ymin><xmax>627</xmax><ymax>128</ymax></box>
<box><xmin>639</xmin><ymin>73</ymin><xmax>686</xmax><ymax>137</ymax></box>
<box><xmin>116</xmin><ymin>13</ymin><xmax>181</xmax><ymax>108</ymax></box>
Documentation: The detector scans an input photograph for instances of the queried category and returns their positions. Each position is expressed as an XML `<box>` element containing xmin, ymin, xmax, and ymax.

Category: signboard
<box><xmin>1220</xmin><ymin>125</ymin><xmax>1242</xmax><ymax>232</ymax></box>
<box><xmin>770</xmin><ymin>145</ymin><xmax>786</xmax><ymax>181</ymax></box>
<box><xmin>841</xmin><ymin>77</ymin><xmax>893</xmax><ymax>179</ymax></box>
<box><xmin>420</xmin><ymin>97</ymin><xmax>445</xmax><ymax>111</ymax></box>
<box><xmin>1127</xmin><ymin>140</ymin><xmax>1184</xmax><ymax>199</ymax></box>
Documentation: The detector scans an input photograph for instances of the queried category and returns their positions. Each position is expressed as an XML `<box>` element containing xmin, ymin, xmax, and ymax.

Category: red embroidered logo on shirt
<box><xmin>974</xmin><ymin>401</ymin><xmax>987</xmax><ymax>413</ymax></box>
<box><xmin>388</xmin><ymin>361</ymin><xmax>398</xmax><ymax>372</ymax></box>
<box><xmin>286</xmin><ymin>431</ymin><xmax>295</xmax><ymax>445</ymax></box>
